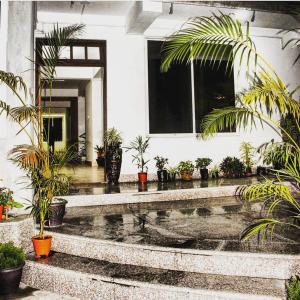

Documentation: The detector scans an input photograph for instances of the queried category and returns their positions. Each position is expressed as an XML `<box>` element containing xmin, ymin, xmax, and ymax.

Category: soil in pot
<box><xmin>200</xmin><ymin>168</ymin><xmax>209</xmax><ymax>180</ymax></box>
<box><xmin>181</xmin><ymin>171</ymin><xmax>193</xmax><ymax>181</ymax></box>
<box><xmin>157</xmin><ymin>170</ymin><xmax>168</xmax><ymax>182</ymax></box>
<box><xmin>32</xmin><ymin>235</ymin><xmax>52</xmax><ymax>258</ymax></box>
<box><xmin>0</xmin><ymin>263</ymin><xmax>24</xmax><ymax>295</ymax></box>
<box><xmin>138</xmin><ymin>172</ymin><xmax>148</xmax><ymax>184</ymax></box>
<box><xmin>0</xmin><ymin>205</ymin><xmax>3</xmax><ymax>221</ymax></box>
<box><xmin>46</xmin><ymin>199</ymin><xmax>68</xmax><ymax>228</ymax></box>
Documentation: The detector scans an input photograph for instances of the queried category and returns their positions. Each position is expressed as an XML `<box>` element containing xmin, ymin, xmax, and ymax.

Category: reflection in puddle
<box><xmin>50</xmin><ymin>196</ymin><xmax>300</xmax><ymax>255</ymax></box>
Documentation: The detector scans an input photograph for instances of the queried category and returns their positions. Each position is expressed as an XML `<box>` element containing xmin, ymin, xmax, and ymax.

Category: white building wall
<box><xmin>0</xmin><ymin>2</ymin><xmax>34</xmax><ymax>206</ymax></box>
<box><xmin>105</xmin><ymin>29</ymin><xmax>300</xmax><ymax>175</ymax></box>
<box><xmin>35</xmin><ymin>21</ymin><xmax>300</xmax><ymax>176</ymax></box>
<box><xmin>1</xmin><ymin>5</ymin><xmax>299</xmax><ymax>185</ymax></box>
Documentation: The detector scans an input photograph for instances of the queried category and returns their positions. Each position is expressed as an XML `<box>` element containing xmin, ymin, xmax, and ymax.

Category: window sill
<box><xmin>148</xmin><ymin>132</ymin><xmax>239</xmax><ymax>138</ymax></box>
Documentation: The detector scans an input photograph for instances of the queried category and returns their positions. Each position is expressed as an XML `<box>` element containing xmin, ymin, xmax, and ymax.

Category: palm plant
<box><xmin>0</xmin><ymin>24</ymin><xmax>84</xmax><ymax>239</ymax></box>
<box><xmin>161</xmin><ymin>13</ymin><xmax>300</xmax><ymax>241</ymax></box>
<box><xmin>125</xmin><ymin>136</ymin><xmax>150</xmax><ymax>173</ymax></box>
<box><xmin>240</xmin><ymin>142</ymin><xmax>255</xmax><ymax>173</ymax></box>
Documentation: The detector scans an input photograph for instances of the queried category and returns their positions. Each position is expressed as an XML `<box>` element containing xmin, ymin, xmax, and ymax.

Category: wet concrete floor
<box><xmin>50</xmin><ymin>196</ymin><xmax>300</xmax><ymax>254</ymax></box>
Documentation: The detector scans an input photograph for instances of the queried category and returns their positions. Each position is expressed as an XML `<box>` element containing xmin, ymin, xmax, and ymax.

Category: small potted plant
<box><xmin>104</xmin><ymin>128</ymin><xmax>123</xmax><ymax>184</ymax></box>
<box><xmin>178</xmin><ymin>161</ymin><xmax>194</xmax><ymax>181</ymax></box>
<box><xmin>220</xmin><ymin>156</ymin><xmax>245</xmax><ymax>178</ymax></box>
<box><xmin>240</xmin><ymin>142</ymin><xmax>255</xmax><ymax>176</ymax></box>
<box><xmin>126</xmin><ymin>136</ymin><xmax>150</xmax><ymax>184</ymax></box>
<box><xmin>210</xmin><ymin>165</ymin><xmax>220</xmax><ymax>179</ymax></box>
<box><xmin>30</xmin><ymin>188</ymin><xmax>52</xmax><ymax>258</ymax></box>
<box><xmin>154</xmin><ymin>156</ymin><xmax>168</xmax><ymax>182</ymax></box>
<box><xmin>167</xmin><ymin>166</ymin><xmax>178</xmax><ymax>182</ymax></box>
<box><xmin>0</xmin><ymin>242</ymin><xmax>25</xmax><ymax>295</ymax></box>
<box><xmin>0</xmin><ymin>188</ymin><xmax>23</xmax><ymax>221</ymax></box>
<box><xmin>195</xmin><ymin>157</ymin><xmax>212</xmax><ymax>180</ymax></box>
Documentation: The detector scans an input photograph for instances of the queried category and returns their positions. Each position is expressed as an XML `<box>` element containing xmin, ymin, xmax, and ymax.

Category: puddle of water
<box><xmin>50</xmin><ymin>196</ymin><xmax>300</xmax><ymax>254</ymax></box>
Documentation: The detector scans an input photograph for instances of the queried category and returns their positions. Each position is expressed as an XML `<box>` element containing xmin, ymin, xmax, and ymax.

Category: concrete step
<box><xmin>22</xmin><ymin>252</ymin><xmax>286</xmax><ymax>300</ymax></box>
<box><xmin>47</xmin><ymin>231</ymin><xmax>300</xmax><ymax>280</ymax></box>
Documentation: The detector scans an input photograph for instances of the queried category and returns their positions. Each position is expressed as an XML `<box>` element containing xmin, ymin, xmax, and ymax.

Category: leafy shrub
<box><xmin>0</xmin><ymin>242</ymin><xmax>25</xmax><ymax>269</ymax></box>
<box><xmin>220</xmin><ymin>156</ymin><xmax>245</xmax><ymax>178</ymax></box>
<box><xmin>287</xmin><ymin>276</ymin><xmax>300</xmax><ymax>300</ymax></box>
<box><xmin>195</xmin><ymin>157</ymin><xmax>212</xmax><ymax>169</ymax></box>
<box><xmin>154</xmin><ymin>156</ymin><xmax>168</xmax><ymax>171</ymax></box>
<box><xmin>178</xmin><ymin>161</ymin><xmax>194</xmax><ymax>173</ymax></box>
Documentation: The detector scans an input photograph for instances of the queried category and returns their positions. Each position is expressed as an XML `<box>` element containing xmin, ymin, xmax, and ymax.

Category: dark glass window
<box><xmin>147</xmin><ymin>40</ymin><xmax>235</xmax><ymax>134</ymax></box>
<box><xmin>43</xmin><ymin>117</ymin><xmax>63</xmax><ymax>142</ymax></box>
<box><xmin>194</xmin><ymin>61</ymin><xmax>235</xmax><ymax>132</ymax></box>
<box><xmin>148</xmin><ymin>41</ymin><xmax>193</xmax><ymax>134</ymax></box>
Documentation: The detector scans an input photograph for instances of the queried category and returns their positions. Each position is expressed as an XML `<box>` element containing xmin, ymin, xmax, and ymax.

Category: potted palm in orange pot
<box><xmin>126</xmin><ymin>136</ymin><xmax>150</xmax><ymax>184</ymax></box>
<box><xmin>0</xmin><ymin>24</ymin><xmax>84</xmax><ymax>256</ymax></box>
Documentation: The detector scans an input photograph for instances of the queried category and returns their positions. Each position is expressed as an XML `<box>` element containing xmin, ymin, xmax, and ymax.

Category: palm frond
<box><xmin>241</xmin><ymin>218</ymin><xmax>280</xmax><ymax>241</ymax></box>
<box><xmin>242</xmin><ymin>72</ymin><xmax>300</xmax><ymax>120</ymax></box>
<box><xmin>279</xmin><ymin>28</ymin><xmax>300</xmax><ymax>64</ymax></box>
<box><xmin>9</xmin><ymin>105</ymin><xmax>37</xmax><ymax>123</ymax></box>
<box><xmin>37</xmin><ymin>24</ymin><xmax>85</xmax><ymax>81</ymax></box>
<box><xmin>8</xmin><ymin>144</ymin><xmax>45</xmax><ymax>170</ymax></box>
<box><xmin>161</xmin><ymin>13</ymin><xmax>257</xmax><ymax>73</ymax></box>
<box><xmin>200</xmin><ymin>106</ymin><xmax>256</xmax><ymax>139</ymax></box>
<box><xmin>0</xmin><ymin>71</ymin><xmax>27</xmax><ymax>104</ymax></box>
<box><xmin>0</xmin><ymin>100</ymin><xmax>11</xmax><ymax>116</ymax></box>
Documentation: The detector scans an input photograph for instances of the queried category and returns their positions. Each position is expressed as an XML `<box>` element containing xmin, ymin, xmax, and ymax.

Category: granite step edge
<box><xmin>22</xmin><ymin>255</ymin><xmax>285</xmax><ymax>300</ymax></box>
<box><xmin>48</xmin><ymin>231</ymin><xmax>300</xmax><ymax>280</ymax></box>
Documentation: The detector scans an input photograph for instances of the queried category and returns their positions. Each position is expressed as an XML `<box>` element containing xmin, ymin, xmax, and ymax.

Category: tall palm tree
<box><xmin>0</xmin><ymin>24</ymin><xmax>84</xmax><ymax>239</ymax></box>
<box><xmin>161</xmin><ymin>13</ymin><xmax>300</xmax><ymax>241</ymax></box>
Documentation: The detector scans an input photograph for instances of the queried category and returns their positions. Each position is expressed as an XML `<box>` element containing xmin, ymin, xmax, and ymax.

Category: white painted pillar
<box><xmin>0</xmin><ymin>0</ymin><xmax>9</xmax><ymax>139</ymax></box>
<box><xmin>85</xmin><ymin>75</ymin><xmax>103</xmax><ymax>166</ymax></box>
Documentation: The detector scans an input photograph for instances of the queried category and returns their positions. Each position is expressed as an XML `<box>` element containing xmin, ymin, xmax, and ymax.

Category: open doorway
<box><xmin>36</xmin><ymin>39</ymin><xmax>107</xmax><ymax>184</ymax></box>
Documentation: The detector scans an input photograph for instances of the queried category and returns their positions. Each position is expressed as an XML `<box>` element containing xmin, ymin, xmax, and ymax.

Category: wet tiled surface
<box><xmin>50</xmin><ymin>196</ymin><xmax>300</xmax><ymax>254</ymax></box>
<box><xmin>24</xmin><ymin>252</ymin><xmax>285</xmax><ymax>298</ymax></box>
<box><xmin>69</xmin><ymin>177</ymin><xmax>261</xmax><ymax>195</ymax></box>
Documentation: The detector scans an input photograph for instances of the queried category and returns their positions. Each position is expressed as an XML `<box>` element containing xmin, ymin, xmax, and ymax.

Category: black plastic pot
<box><xmin>257</xmin><ymin>166</ymin><xmax>267</xmax><ymax>176</ymax></box>
<box><xmin>168</xmin><ymin>173</ymin><xmax>176</xmax><ymax>182</ymax></box>
<box><xmin>105</xmin><ymin>146</ymin><xmax>122</xmax><ymax>184</ymax></box>
<box><xmin>157</xmin><ymin>170</ymin><xmax>168</xmax><ymax>182</ymax></box>
<box><xmin>47</xmin><ymin>198</ymin><xmax>68</xmax><ymax>228</ymax></box>
<box><xmin>0</xmin><ymin>262</ymin><xmax>24</xmax><ymax>295</ymax></box>
<box><xmin>96</xmin><ymin>157</ymin><xmax>105</xmax><ymax>167</ymax></box>
<box><xmin>212</xmin><ymin>172</ymin><xmax>219</xmax><ymax>179</ymax></box>
<box><xmin>200</xmin><ymin>168</ymin><xmax>209</xmax><ymax>180</ymax></box>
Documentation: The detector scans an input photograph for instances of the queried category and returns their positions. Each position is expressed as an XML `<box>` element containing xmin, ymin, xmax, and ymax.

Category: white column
<box><xmin>0</xmin><ymin>0</ymin><xmax>9</xmax><ymax>139</ymax></box>
<box><xmin>85</xmin><ymin>77</ymin><xmax>103</xmax><ymax>165</ymax></box>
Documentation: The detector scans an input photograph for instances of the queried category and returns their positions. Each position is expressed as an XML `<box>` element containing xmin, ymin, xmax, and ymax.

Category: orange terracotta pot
<box><xmin>138</xmin><ymin>172</ymin><xmax>148</xmax><ymax>184</ymax></box>
<box><xmin>180</xmin><ymin>171</ymin><xmax>193</xmax><ymax>181</ymax></box>
<box><xmin>0</xmin><ymin>205</ymin><xmax>3</xmax><ymax>221</ymax></box>
<box><xmin>32</xmin><ymin>235</ymin><xmax>52</xmax><ymax>258</ymax></box>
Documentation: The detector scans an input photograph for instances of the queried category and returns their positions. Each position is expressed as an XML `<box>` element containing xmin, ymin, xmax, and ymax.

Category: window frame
<box><xmin>145</xmin><ymin>38</ymin><xmax>239</xmax><ymax>138</ymax></box>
